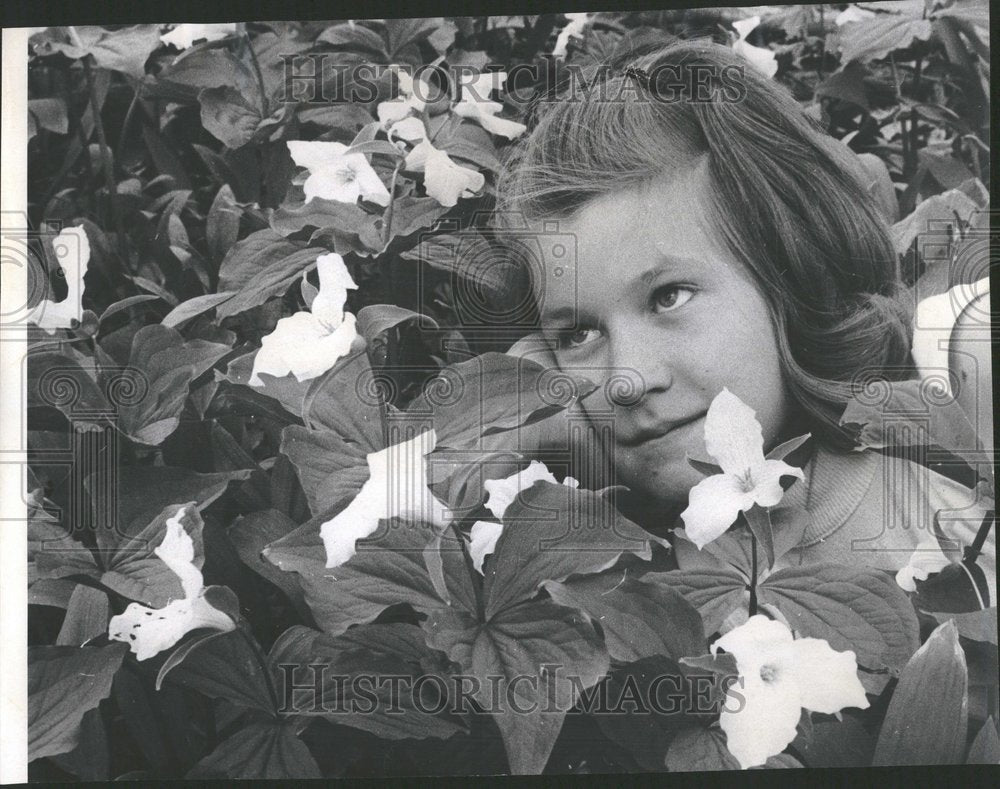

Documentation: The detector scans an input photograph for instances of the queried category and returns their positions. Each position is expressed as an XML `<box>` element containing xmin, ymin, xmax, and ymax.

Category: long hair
<box><xmin>496</xmin><ymin>39</ymin><xmax>913</xmax><ymax>450</ymax></box>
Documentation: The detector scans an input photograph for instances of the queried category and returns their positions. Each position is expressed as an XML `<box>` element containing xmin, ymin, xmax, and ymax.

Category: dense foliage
<box><xmin>24</xmin><ymin>4</ymin><xmax>995</xmax><ymax>779</ymax></box>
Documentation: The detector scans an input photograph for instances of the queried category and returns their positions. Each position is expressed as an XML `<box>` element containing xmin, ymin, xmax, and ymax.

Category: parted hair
<box><xmin>496</xmin><ymin>38</ymin><xmax>914</xmax><ymax>450</ymax></box>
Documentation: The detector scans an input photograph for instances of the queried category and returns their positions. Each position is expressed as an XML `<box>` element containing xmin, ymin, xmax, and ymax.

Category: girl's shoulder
<box><xmin>784</xmin><ymin>446</ymin><xmax>994</xmax><ymax>593</ymax></box>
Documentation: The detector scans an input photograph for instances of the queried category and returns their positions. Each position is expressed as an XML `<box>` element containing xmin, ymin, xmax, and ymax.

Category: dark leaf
<box><xmin>28</xmin><ymin>643</ymin><xmax>127</xmax><ymax>760</ymax></box>
<box><xmin>872</xmin><ymin>620</ymin><xmax>969</xmax><ymax>765</ymax></box>
<box><xmin>189</xmin><ymin>721</ymin><xmax>320</xmax><ymax>778</ymax></box>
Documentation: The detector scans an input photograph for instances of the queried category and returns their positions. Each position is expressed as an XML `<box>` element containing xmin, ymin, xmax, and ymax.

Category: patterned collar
<box><xmin>781</xmin><ymin>445</ymin><xmax>879</xmax><ymax>546</ymax></box>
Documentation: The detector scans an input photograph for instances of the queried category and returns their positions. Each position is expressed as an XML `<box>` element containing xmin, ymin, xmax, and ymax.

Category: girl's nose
<box><xmin>604</xmin><ymin>330</ymin><xmax>673</xmax><ymax>407</ymax></box>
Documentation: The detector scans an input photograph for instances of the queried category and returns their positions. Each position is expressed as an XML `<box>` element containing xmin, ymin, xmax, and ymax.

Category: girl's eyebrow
<box><xmin>637</xmin><ymin>256</ymin><xmax>702</xmax><ymax>285</ymax></box>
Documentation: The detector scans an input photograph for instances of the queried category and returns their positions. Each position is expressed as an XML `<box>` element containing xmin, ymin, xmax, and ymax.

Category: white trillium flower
<box><xmin>28</xmin><ymin>226</ymin><xmax>91</xmax><ymax>334</ymax></box>
<box><xmin>469</xmin><ymin>520</ymin><xmax>505</xmax><ymax>574</ymax></box>
<box><xmin>249</xmin><ymin>253</ymin><xmax>358</xmax><ymax>385</ymax></box>
<box><xmin>321</xmin><ymin>428</ymin><xmax>452</xmax><ymax>568</ymax></box>
<box><xmin>452</xmin><ymin>100</ymin><xmax>526</xmax><ymax>140</ymax></box>
<box><xmin>160</xmin><ymin>23</ymin><xmax>237</xmax><ymax>50</ymax></box>
<box><xmin>680</xmin><ymin>388</ymin><xmax>804</xmax><ymax>549</ymax></box>
<box><xmin>468</xmin><ymin>461</ymin><xmax>580</xmax><ymax>573</ymax></box>
<box><xmin>911</xmin><ymin>277</ymin><xmax>990</xmax><ymax>397</ymax></box>
<box><xmin>376</xmin><ymin>67</ymin><xmax>430</xmax><ymax>126</ymax></box>
<box><xmin>714</xmin><ymin>615</ymin><xmax>870</xmax><ymax>768</ymax></box>
<box><xmin>835</xmin><ymin>6</ymin><xmax>876</xmax><ymax>26</ymax></box>
<box><xmin>457</xmin><ymin>70</ymin><xmax>508</xmax><ymax>103</ymax></box>
<box><xmin>405</xmin><ymin>139</ymin><xmax>485</xmax><ymax>207</ymax></box>
<box><xmin>552</xmin><ymin>13</ymin><xmax>590</xmax><ymax>58</ymax></box>
<box><xmin>108</xmin><ymin>507</ymin><xmax>235</xmax><ymax>661</ymax></box>
<box><xmin>388</xmin><ymin>116</ymin><xmax>429</xmax><ymax>143</ymax></box>
<box><xmin>895</xmin><ymin>538</ymin><xmax>952</xmax><ymax>592</ymax></box>
<box><xmin>732</xmin><ymin>16</ymin><xmax>778</xmax><ymax>78</ymax></box>
<box><xmin>286</xmin><ymin>140</ymin><xmax>391</xmax><ymax>206</ymax></box>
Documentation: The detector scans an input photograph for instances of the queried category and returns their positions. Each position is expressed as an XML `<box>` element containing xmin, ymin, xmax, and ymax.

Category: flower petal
<box><xmin>160</xmin><ymin>23</ymin><xmax>236</xmax><ymax>50</ymax></box>
<box><xmin>703</xmin><ymin>389</ymin><xmax>767</xmax><ymax>476</ymax></box>
<box><xmin>311</xmin><ymin>252</ymin><xmax>357</xmax><ymax>329</ymax></box>
<box><xmin>895</xmin><ymin>538</ymin><xmax>952</xmax><ymax>592</ymax></box>
<box><xmin>421</xmin><ymin>144</ymin><xmax>484</xmax><ymax>207</ymax></box>
<box><xmin>720</xmin><ymin>670</ymin><xmax>802</xmax><ymax>768</ymax></box>
<box><xmin>389</xmin><ymin>117</ymin><xmax>427</xmax><ymax>143</ymax></box>
<box><xmin>911</xmin><ymin>278</ymin><xmax>990</xmax><ymax>395</ymax></box>
<box><xmin>108</xmin><ymin>595</ymin><xmax>234</xmax><ymax>661</ymax></box>
<box><xmin>345</xmin><ymin>153</ymin><xmax>392</xmax><ymax>206</ymax></box>
<box><xmin>747</xmin><ymin>458</ymin><xmax>804</xmax><ymax>508</ymax></box>
<box><xmin>680</xmin><ymin>473</ymin><xmax>755</xmax><ymax>549</ymax></box>
<box><xmin>469</xmin><ymin>520</ymin><xmax>504</xmax><ymax>574</ymax></box>
<box><xmin>287</xmin><ymin>140</ymin><xmax>350</xmax><ymax>173</ymax></box>
<box><xmin>320</xmin><ymin>481</ymin><xmax>384</xmax><ymax>568</ymax></box>
<box><xmin>153</xmin><ymin>506</ymin><xmax>203</xmax><ymax>599</ymax></box>
<box><xmin>733</xmin><ymin>40</ymin><xmax>778</xmax><ymax>78</ymax></box>
<box><xmin>712</xmin><ymin>614</ymin><xmax>794</xmax><ymax>670</ymax></box>
<box><xmin>483</xmin><ymin>460</ymin><xmax>559</xmax><ymax>520</ymax></box>
<box><xmin>321</xmin><ymin>428</ymin><xmax>451</xmax><ymax>568</ymax></box>
<box><xmin>249</xmin><ymin>311</ymin><xmax>357</xmax><ymax>385</ymax></box>
<box><xmin>732</xmin><ymin>16</ymin><xmax>762</xmax><ymax>41</ymax></box>
<box><xmin>453</xmin><ymin>101</ymin><xmax>526</xmax><ymax>140</ymax></box>
<box><xmin>377</xmin><ymin>98</ymin><xmax>417</xmax><ymax>126</ymax></box>
<box><xmin>789</xmin><ymin>638</ymin><xmax>870</xmax><ymax>715</ymax></box>
<box><xmin>458</xmin><ymin>71</ymin><xmax>507</xmax><ymax>103</ymax></box>
<box><xmin>29</xmin><ymin>226</ymin><xmax>91</xmax><ymax>334</ymax></box>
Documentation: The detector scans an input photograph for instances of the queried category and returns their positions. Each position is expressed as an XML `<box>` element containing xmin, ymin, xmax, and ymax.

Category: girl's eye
<box><xmin>652</xmin><ymin>285</ymin><xmax>695</xmax><ymax>312</ymax></box>
<box><xmin>557</xmin><ymin>327</ymin><xmax>602</xmax><ymax>350</ymax></box>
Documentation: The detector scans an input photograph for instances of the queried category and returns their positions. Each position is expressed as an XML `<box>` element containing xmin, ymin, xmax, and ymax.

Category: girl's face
<box><xmin>532</xmin><ymin>159</ymin><xmax>793</xmax><ymax>505</ymax></box>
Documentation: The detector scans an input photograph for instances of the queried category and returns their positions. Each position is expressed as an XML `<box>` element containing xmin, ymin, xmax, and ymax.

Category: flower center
<box><xmin>759</xmin><ymin>664</ymin><xmax>779</xmax><ymax>683</ymax></box>
<box><xmin>736</xmin><ymin>467</ymin><xmax>755</xmax><ymax>493</ymax></box>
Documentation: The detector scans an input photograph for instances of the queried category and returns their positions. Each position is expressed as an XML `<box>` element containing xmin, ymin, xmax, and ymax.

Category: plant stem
<box><xmin>964</xmin><ymin>510</ymin><xmax>995</xmax><ymax>565</ymax></box>
<box><xmin>239</xmin><ymin>626</ymin><xmax>280</xmax><ymax>715</ymax></box>
<box><xmin>382</xmin><ymin>160</ymin><xmax>404</xmax><ymax>249</ymax></box>
<box><xmin>82</xmin><ymin>56</ymin><xmax>127</xmax><ymax>267</ymax></box>
<box><xmin>245</xmin><ymin>32</ymin><xmax>269</xmax><ymax>119</ymax></box>
<box><xmin>749</xmin><ymin>532</ymin><xmax>759</xmax><ymax>616</ymax></box>
<box><xmin>114</xmin><ymin>82</ymin><xmax>142</xmax><ymax>178</ymax></box>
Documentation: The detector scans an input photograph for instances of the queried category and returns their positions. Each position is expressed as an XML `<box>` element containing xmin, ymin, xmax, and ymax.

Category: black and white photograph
<box><xmin>0</xmin><ymin>0</ymin><xmax>996</xmax><ymax>781</ymax></box>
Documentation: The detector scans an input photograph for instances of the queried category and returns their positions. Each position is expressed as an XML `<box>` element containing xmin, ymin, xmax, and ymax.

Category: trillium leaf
<box><xmin>227</xmin><ymin>509</ymin><xmax>305</xmax><ymax>603</ymax></box>
<box><xmin>161</xmin><ymin>292</ymin><xmax>236</xmax><ymax>328</ymax></box>
<box><xmin>223</xmin><ymin>352</ymin><xmax>310</xmax><ymax>420</ymax></box>
<box><xmin>647</xmin><ymin>569</ymin><xmax>749</xmax><ymax>637</ymax></box>
<box><xmin>355</xmin><ymin>303</ymin><xmax>438</xmax><ymax>343</ymax></box>
<box><xmin>872</xmin><ymin>620</ymin><xmax>969</xmax><ymax>765</ymax></box>
<box><xmin>279</xmin><ymin>425</ymin><xmax>371</xmax><ymax>515</ymax></box>
<box><xmin>199</xmin><ymin>86</ymin><xmax>262</xmax><ymax>149</ymax></box>
<box><xmin>484</xmin><ymin>481</ymin><xmax>654</xmax><ymax>618</ymax></box>
<box><xmin>838</xmin><ymin>16</ymin><xmax>933</xmax><ymax>64</ymax></box>
<box><xmin>55</xmin><ymin>585</ymin><xmax>110</xmax><ymax>646</ymax></box>
<box><xmin>28</xmin><ymin>643</ymin><xmax>128</xmax><ymax>760</ymax></box>
<box><xmin>405</xmin><ymin>353</ymin><xmax>596</xmax><ymax>450</ymax></box>
<box><xmin>423</xmin><ymin>599</ymin><xmax>610</xmax><ymax>775</ymax></box>
<box><xmin>161</xmin><ymin>629</ymin><xmax>275</xmax><ymax>714</ymax></box>
<box><xmin>757</xmin><ymin>563</ymin><xmax>921</xmax><ymax>679</ymax></box>
<box><xmin>189</xmin><ymin>721</ymin><xmax>320</xmax><ymax>779</ymax></box>
<box><xmin>839</xmin><ymin>377</ymin><xmax>988</xmax><ymax>484</ymax></box>
<box><xmin>263</xmin><ymin>515</ymin><xmax>458</xmax><ymax>637</ymax></box>
<box><xmin>301</xmin><ymin>350</ymin><xmax>385</xmax><ymax>451</ymax></box>
<box><xmin>927</xmin><ymin>607</ymin><xmax>998</xmax><ymax>645</ymax></box>
<box><xmin>85</xmin><ymin>466</ymin><xmax>252</xmax><ymax>551</ymax></box>
<box><xmin>967</xmin><ymin>718</ymin><xmax>1000</xmax><ymax>764</ymax></box>
<box><xmin>216</xmin><ymin>229</ymin><xmax>328</xmax><ymax>319</ymax></box>
<box><xmin>268</xmin><ymin>623</ymin><xmax>467</xmax><ymax>739</ymax></box>
<box><xmin>544</xmin><ymin>573</ymin><xmax>706</xmax><ymax>663</ymax></box>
